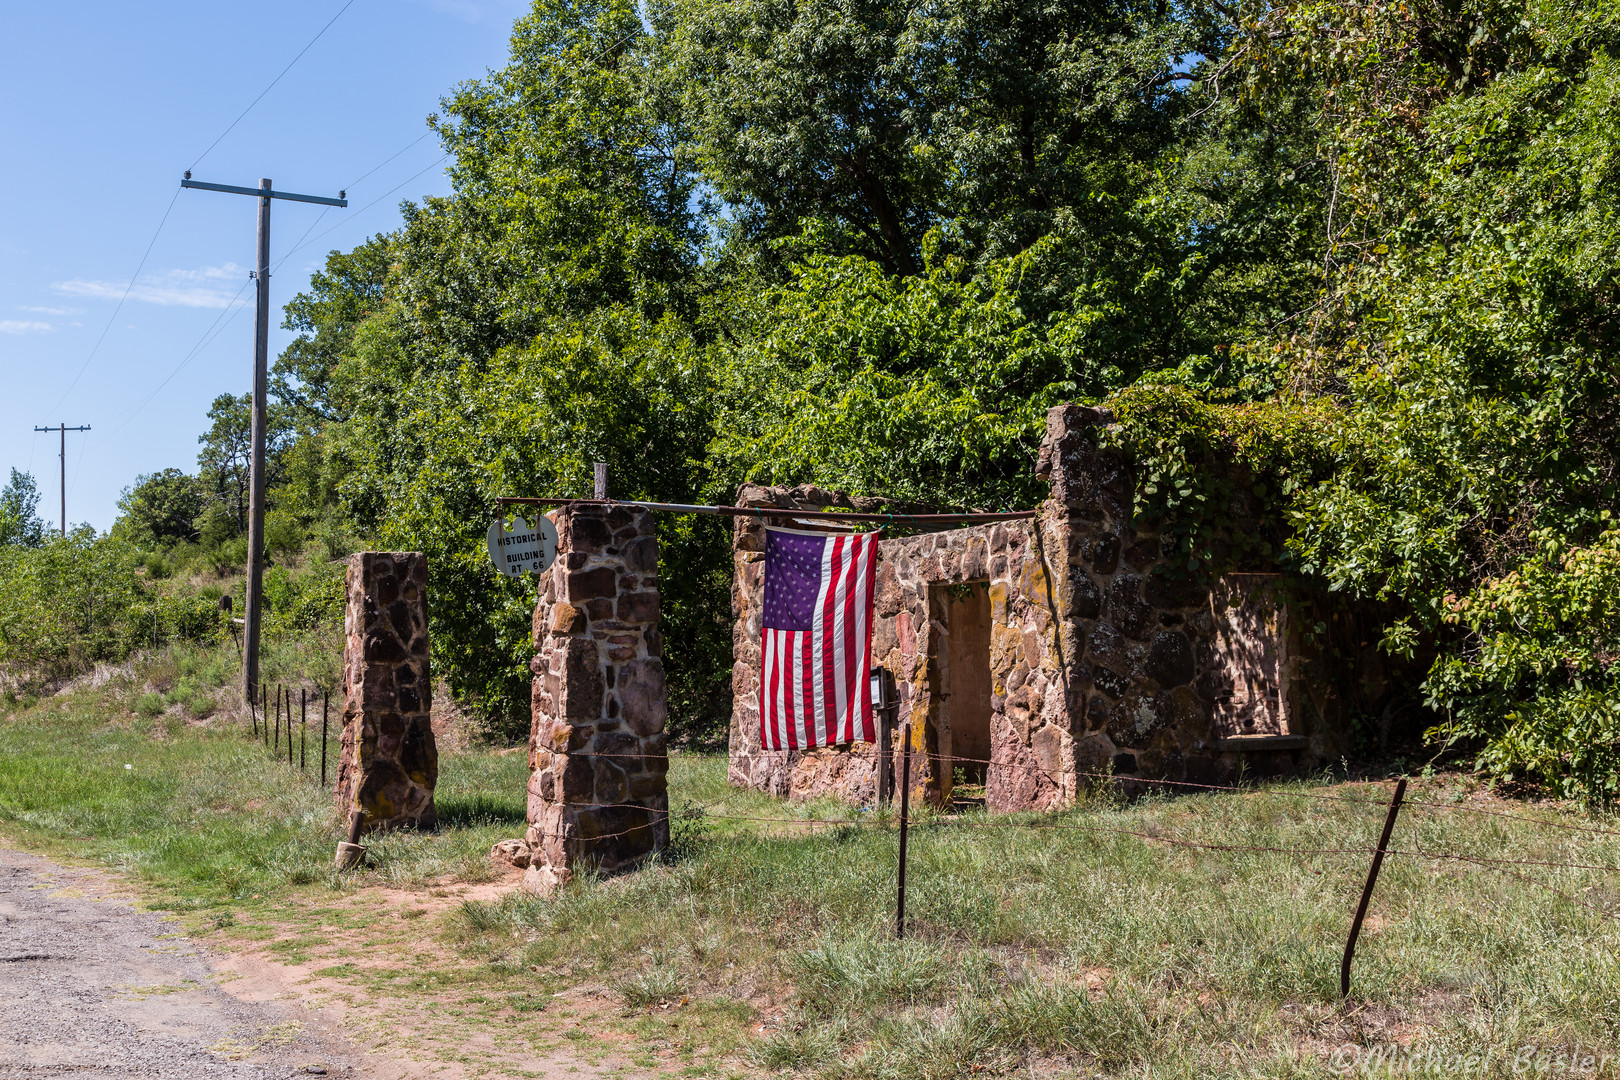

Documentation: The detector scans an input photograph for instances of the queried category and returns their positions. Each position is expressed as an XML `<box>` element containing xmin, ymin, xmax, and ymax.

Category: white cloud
<box><xmin>19</xmin><ymin>305</ymin><xmax>80</xmax><ymax>316</ymax></box>
<box><xmin>0</xmin><ymin>320</ymin><xmax>53</xmax><ymax>334</ymax></box>
<box><xmin>51</xmin><ymin>263</ymin><xmax>249</xmax><ymax>309</ymax></box>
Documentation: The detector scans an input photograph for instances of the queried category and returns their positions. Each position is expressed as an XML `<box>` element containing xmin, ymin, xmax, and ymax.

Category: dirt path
<box><xmin>0</xmin><ymin>846</ymin><xmax>358</xmax><ymax>1079</ymax></box>
<box><xmin>0</xmin><ymin>848</ymin><xmax>636</xmax><ymax>1080</ymax></box>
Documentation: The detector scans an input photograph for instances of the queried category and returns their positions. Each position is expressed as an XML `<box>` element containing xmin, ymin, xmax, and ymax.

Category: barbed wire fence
<box><xmin>222</xmin><ymin>687</ymin><xmax>1620</xmax><ymax>996</ymax></box>
<box><xmin>512</xmin><ymin>744</ymin><xmax>1620</xmax><ymax>995</ymax></box>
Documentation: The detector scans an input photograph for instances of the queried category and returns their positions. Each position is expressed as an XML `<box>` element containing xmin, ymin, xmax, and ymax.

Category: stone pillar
<box><xmin>335</xmin><ymin>552</ymin><xmax>438</xmax><ymax>832</ymax></box>
<box><xmin>524</xmin><ymin>504</ymin><xmax>668</xmax><ymax>895</ymax></box>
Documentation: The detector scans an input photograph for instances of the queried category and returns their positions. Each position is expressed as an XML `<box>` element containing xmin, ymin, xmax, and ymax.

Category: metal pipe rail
<box><xmin>493</xmin><ymin>496</ymin><xmax>1037</xmax><ymax>525</ymax></box>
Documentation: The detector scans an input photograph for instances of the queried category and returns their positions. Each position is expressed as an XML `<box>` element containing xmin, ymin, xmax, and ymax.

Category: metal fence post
<box><xmin>1342</xmin><ymin>778</ymin><xmax>1407</xmax><ymax>998</ymax></box>
<box><xmin>320</xmin><ymin>689</ymin><xmax>329</xmax><ymax>788</ymax></box>
<box><xmin>896</xmin><ymin>720</ymin><xmax>912</xmax><ymax>940</ymax></box>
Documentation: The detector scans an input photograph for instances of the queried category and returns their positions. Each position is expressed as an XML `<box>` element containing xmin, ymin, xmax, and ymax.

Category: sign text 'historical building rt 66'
<box><xmin>486</xmin><ymin>515</ymin><xmax>558</xmax><ymax>577</ymax></box>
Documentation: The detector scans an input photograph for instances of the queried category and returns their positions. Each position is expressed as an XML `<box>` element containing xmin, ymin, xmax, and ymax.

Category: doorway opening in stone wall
<box><xmin>936</xmin><ymin>581</ymin><xmax>993</xmax><ymax>803</ymax></box>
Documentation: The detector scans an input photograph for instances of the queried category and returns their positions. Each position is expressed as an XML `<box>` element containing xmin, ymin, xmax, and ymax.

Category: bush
<box><xmin>0</xmin><ymin>529</ymin><xmax>143</xmax><ymax>684</ymax></box>
<box><xmin>1426</xmin><ymin>527</ymin><xmax>1620</xmax><ymax>801</ymax></box>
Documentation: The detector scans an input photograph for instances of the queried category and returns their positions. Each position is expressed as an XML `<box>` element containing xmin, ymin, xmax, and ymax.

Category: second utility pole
<box><xmin>181</xmin><ymin>175</ymin><xmax>346</xmax><ymax>702</ymax></box>
<box><xmin>32</xmin><ymin>423</ymin><xmax>90</xmax><ymax>536</ymax></box>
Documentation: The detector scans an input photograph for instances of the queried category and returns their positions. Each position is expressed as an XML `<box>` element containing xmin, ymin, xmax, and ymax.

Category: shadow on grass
<box><xmin>436</xmin><ymin>792</ymin><xmax>526</xmax><ymax>828</ymax></box>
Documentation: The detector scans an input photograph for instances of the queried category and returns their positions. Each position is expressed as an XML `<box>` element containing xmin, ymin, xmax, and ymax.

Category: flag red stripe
<box><xmin>842</xmin><ymin>535</ymin><xmax>865</xmax><ymax>742</ymax></box>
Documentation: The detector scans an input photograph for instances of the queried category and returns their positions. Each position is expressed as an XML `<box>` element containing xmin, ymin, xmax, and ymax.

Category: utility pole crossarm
<box><xmin>32</xmin><ymin>424</ymin><xmax>90</xmax><ymax>537</ymax></box>
<box><xmin>181</xmin><ymin>177</ymin><xmax>347</xmax><ymax>207</ymax></box>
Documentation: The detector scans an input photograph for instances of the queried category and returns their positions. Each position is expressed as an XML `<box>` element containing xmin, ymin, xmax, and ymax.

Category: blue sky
<box><xmin>0</xmin><ymin>0</ymin><xmax>529</xmax><ymax>532</ymax></box>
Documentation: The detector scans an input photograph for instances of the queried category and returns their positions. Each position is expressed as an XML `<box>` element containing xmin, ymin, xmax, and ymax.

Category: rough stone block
<box><xmin>525</xmin><ymin>504</ymin><xmax>668</xmax><ymax>896</ymax></box>
<box><xmin>617</xmin><ymin>591</ymin><xmax>659</xmax><ymax>624</ymax></box>
<box><xmin>1146</xmin><ymin>631</ymin><xmax>1195</xmax><ymax>688</ymax></box>
<box><xmin>335</xmin><ymin>552</ymin><xmax>437</xmax><ymax>834</ymax></box>
<box><xmin>567</xmin><ymin>568</ymin><xmax>618</xmax><ymax>602</ymax></box>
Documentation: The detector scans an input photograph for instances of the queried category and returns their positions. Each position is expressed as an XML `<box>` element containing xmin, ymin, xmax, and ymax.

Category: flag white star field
<box><xmin>759</xmin><ymin>527</ymin><xmax>881</xmax><ymax>750</ymax></box>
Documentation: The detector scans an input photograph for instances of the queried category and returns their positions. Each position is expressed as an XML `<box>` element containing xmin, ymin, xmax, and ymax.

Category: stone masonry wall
<box><xmin>728</xmin><ymin>405</ymin><xmax>1368</xmax><ymax>812</ymax></box>
<box><xmin>727</xmin><ymin>485</ymin><xmax>1070</xmax><ymax>809</ymax></box>
<box><xmin>1036</xmin><ymin>405</ymin><xmax>1354</xmax><ymax>791</ymax></box>
<box><xmin>524</xmin><ymin>504</ymin><xmax>669</xmax><ymax>895</ymax></box>
<box><xmin>335</xmin><ymin>552</ymin><xmax>438</xmax><ymax>832</ymax></box>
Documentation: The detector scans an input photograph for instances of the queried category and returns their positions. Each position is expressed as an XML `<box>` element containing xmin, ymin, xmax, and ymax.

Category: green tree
<box><xmin>196</xmin><ymin>393</ymin><xmax>292</xmax><ymax>539</ymax></box>
<box><xmin>115</xmin><ymin>469</ymin><xmax>203</xmax><ymax>546</ymax></box>
<box><xmin>0</xmin><ymin>469</ymin><xmax>46</xmax><ymax>549</ymax></box>
<box><xmin>274</xmin><ymin>235</ymin><xmax>393</xmax><ymax>422</ymax></box>
<box><xmin>1229</xmin><ymin>0</ymin><xmax>1620</xmax><ymax>798</ymax></box>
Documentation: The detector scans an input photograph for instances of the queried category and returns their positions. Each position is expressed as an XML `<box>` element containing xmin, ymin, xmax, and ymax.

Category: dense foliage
<box><xmin>255</xmin><ymin>0</ymin><xmax>1325</xmax><ymax>741</ymax></box>
<box><xmin>0</xmin><ymin>527</ymin><xmax>222</xmax><ymax>687</ymax></box>
<box><xmin>253</xmin><ymin>0</ymin><xmax>1620</xmax><ymax>781</ymax></box>
<box><xmin>8</xmin><ymin>0</ymin><xmax>1617</xmax><ymax>792</ymax></box>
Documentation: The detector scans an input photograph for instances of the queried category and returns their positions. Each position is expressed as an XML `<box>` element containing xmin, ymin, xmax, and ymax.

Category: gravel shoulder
<box><xmin>0</xmin><ymin>847</ymin><xmax>632</xmax><ymax>1080</ymax></box>
<box><xmin>0</xmin><ymin>846</ymin><xmax>357</xmax><ymax>1080</ymax></box>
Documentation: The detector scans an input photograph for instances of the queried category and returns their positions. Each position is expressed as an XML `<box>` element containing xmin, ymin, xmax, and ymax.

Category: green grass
<box><xmin>4</xmin><ymin>645</ymin><xmax>1620</xmax><ymax>1077</ymax></box>
<box><xmin>0</xmin><ymin>650</ymin><xmax>528</xmax><ymax>907</ymax></box>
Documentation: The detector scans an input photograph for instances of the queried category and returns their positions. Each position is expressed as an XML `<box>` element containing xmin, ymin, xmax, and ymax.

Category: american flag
<box><xmin>759</xmin><ymin>527</ymin><xmax>882</xmax><ymax>750</ymax></box>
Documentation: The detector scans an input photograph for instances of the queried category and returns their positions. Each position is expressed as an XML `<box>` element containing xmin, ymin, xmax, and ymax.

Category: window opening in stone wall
<box><xmin>938</xmin><ymin>581</ymin><xmax>993</xmax><ymax>789</ymax></box>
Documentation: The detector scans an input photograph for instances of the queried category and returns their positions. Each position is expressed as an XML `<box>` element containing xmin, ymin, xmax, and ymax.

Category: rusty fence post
<box><xmin>896</xmin><ymin>720</ymin><xmax>912</xmax><ymax>941</ymax></box>
<box><xmin>1342</xmin><ymin>777</ymin><xmax>1407</xmax><ymax>999</ymax></box>
<box><xmin>871</xmin><ymin>667</ymin><xmax>894</xmax><ymax>808</ymax></box>
<box><xmin>320</xmin><ymin>689</ymin><xmax>329</xmax><ymax>789</ymax></box>
<box><xmin>261</xmin><ymin>685</ymin><xmax>269</xmax><ymax>747</ymax></box>
<box><xmin>273</xmin><ymin>686</ymin><xmax>281</xmax><ymax>753</ymax></box>
<box><xmin>299</xmin><ymin>688</ymin><xmax>307</xmax><ymax>772</ymax></box>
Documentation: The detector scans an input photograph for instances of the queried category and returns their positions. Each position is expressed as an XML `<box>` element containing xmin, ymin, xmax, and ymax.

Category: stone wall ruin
<box><xmin>728</xmin><ymin>405</ymin><xmax>1392</xmax><ymax>810</ymax></box>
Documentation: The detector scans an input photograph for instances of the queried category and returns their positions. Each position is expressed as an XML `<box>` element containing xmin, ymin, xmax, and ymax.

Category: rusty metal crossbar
<box><xmin>493</xmin><ymin>496</ymin><xmax>1037</xmax><ymax>525</ymax></box>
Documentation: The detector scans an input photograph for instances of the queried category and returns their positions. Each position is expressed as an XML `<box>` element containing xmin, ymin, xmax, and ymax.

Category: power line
<box><xmin>273</xmin><ymin>153</ymin><xmax>451</xmax><ymax>268</ymax></box>
<box><xmin>99</xmin><ymin>279</ymin><xmax>256</xmax><ymax>440</ymax></box>
<box><xmin>104</xmin><ymin>189</ymin><xmax>331</xmax><ymax>439</ymax></box>
<box><xmin>32</xmin><ymin>425</ymin><xmax>91</xmax><ymax>537</ymax></box>
<box><xmin>45</xmin><ymin>187</ymin><xmax>182</xmax><ymax>417</ymax></box>
<box><xmin>292</xmin><ymin>0</ymin><xmax>671</xmax><ymax>247</ymax></box>
<box><xmin>101</xmin><ymin>0</ymin><xmax>668</xmax><ymax>443</ymax></box>
<box><xmin>278</xmin><ymin>206</ymin><xmax>332</xmax><ymax>266</ymax></box>
<box><xmin>188</xmin><ymin>0</ymin><xmax>362</xmax><ymax>173</ymax></box>
<box><xmin>343</xmin><ymin>131</ymin><xmax>435</xmax><ymax>191</ymax></box>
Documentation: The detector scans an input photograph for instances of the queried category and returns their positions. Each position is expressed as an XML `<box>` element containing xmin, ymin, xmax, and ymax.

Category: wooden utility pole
<box><xmin>181</xmin><ymin>174</ymin><xmax>345</xmax><ymax>702</ymax></box>
<box><xmin>32</xmin><ymin>424</ymin><xmax>91</xmax><ymax>537</ymax></box>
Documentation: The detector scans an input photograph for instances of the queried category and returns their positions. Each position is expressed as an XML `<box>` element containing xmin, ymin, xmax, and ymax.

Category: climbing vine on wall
<box><xmin>1102</xmin><ymin>384</ymin><xmax>1338</xmax><ymax>575</ymax></box>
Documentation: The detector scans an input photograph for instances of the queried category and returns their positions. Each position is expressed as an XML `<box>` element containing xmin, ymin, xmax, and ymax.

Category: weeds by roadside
<box><xmin>3</xmin><ymin>652</ymin><xmax>1620</xmax><ymax>1077</ymax></box>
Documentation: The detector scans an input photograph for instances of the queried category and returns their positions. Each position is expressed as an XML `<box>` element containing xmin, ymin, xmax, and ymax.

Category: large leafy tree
<box><xmin>274</xmin><ymin>236</ymin><xmax>392</xmax><ymax>423</ymax></box>
<box><xmin>115</xmin><ymin>469</ymin><xmax>204</xmax><ymax>546</ymax></box>
<box><xmin>265</xmin><ymin>0</ymin><xmax>1334</xmax><ymax>736</ymax></box>
<box><xmin>196</xmin><ymin>393</ymin><xmax>293</xmax><ymax>539</ymax></box>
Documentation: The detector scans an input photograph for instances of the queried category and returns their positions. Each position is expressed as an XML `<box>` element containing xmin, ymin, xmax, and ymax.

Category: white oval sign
<box><xmin>486</xmin><ymin>514</ymin><xmax>558</xmax><ymax>577</ymax></box>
